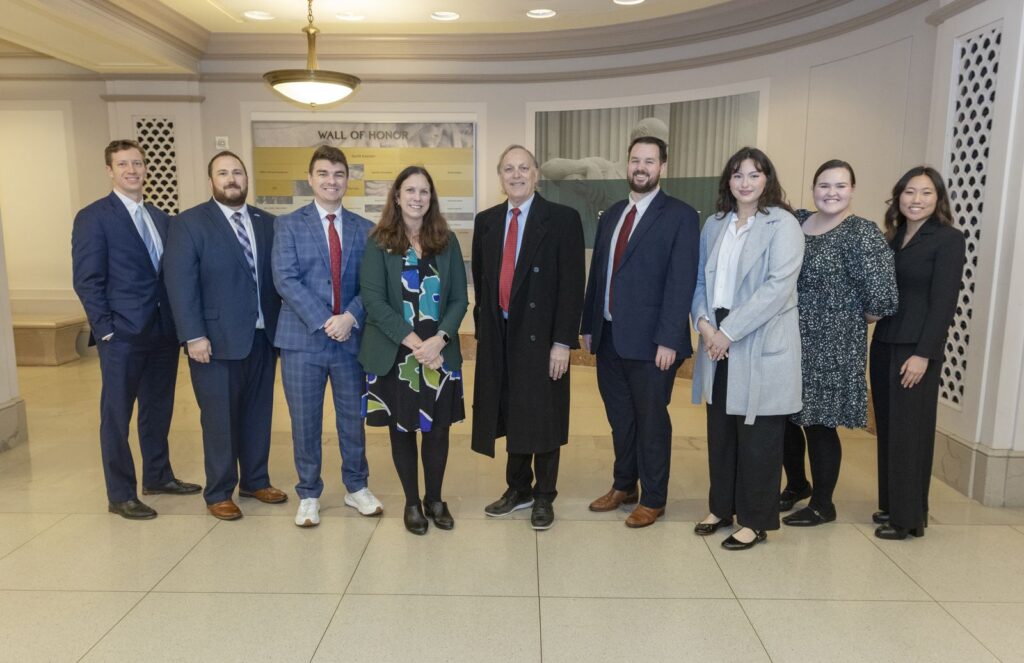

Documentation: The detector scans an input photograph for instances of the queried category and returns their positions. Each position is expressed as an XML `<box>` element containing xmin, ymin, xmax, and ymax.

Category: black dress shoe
<box><xmin>872</xmin><ymin>510</ymin><xmax>890</xmax><ymax>524</ymax></box>
<box><xmin>874</xmin><ymin>524</ymin><xmax>924</xmax><ymax>540</ymax></box>
<box><xmin>531</xmin><ymin>498</ymin><xmax>554</xmax><ymax>530</ymax></box>
<box><xmin>424</xmin><ymin>500</ymin><xmax>454</xmax><ymax>530</ymax></box>
<box><xmin>142</xmin><ymin>478</ymin><xmax>202</xmax><ymax>496</ymax></box>
<box><xmin>108</xmin><ymin>499</ymin><xmax>157</xmax><ymax>520</ymax></box>
<box><xmin>484</xmin><ymin>489</ymin><xmax>534</xmax><ymax>517</ymax></box>
<box><xmin>694</xmin><ymin>517</ymin><xmax>733</xmax><ymax>536</ymax></box>
<box><xmin>721</xmin><ymin>529</ymin><xmax>767</xmax><ymax>550</ymax></box>
<box><xmin>403</xmin><ymin>504</ymin><xmax>428</xmax><ymax>535</ymax></box>
<box><xmin>779</xmin><ymin>485</ymin><xmax>813</xmax><ymax>512</ymax></box>
<box><xmin>782</xmin><ymin>506</ymin><xmax>836</xmax><ymax>527</ymax></box>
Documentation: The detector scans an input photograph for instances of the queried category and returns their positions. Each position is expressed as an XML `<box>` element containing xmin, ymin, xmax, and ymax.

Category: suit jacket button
<box><xmin>533</xmin><ymin>266</ymin><xmax>540</xmax><ymax>272</ymax></box>
<box><xmin>530</xmin><ymin>334</ymin><xmax>536</xmax><ymax>341</ymax></box>
<box><xmin>529</xmin><ymin>302</ymin><xmax>536</xmax><ymax>309</ymax></box>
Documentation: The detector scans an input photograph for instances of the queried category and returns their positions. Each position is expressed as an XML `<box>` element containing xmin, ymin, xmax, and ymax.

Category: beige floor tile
<box><xmin>862</xmin><ymin>524</ymin><xmax>1024</xmax><ymax>601</ymax></box>
<box><xmin>0</xmin><ymin>590</ymin><xmax>143</xmax><ymax>662</ymax></box>
<box><xmin>538</xmin><ymin>520</ymin><xmax>732</xmax><ymax>598</ymax></box>
<box><xmin>742</xmin><ymin>599</ymin><xmax>998</xmax><ymax>663</ymax></box>
<box><xmin>347</xmin><ymin>517</ymin><xmax>538</xmax><ymax>596</ymax></box>
<box><xmin>155</xmin><ymin>515</ymin><xmax>377</xmax><ymax>593</ymax></box>
<box><xmin>0</xmin><ymin>514</ymin><xmax>215</xmax><ymax>591</ymax></box>
<box><xmin>709</xmin><ymin>524</ymin><xmax>929</xmax><ymax>600</ymax></box>
<box><xmin>0</xmin><ymin>512</ymin><xmax>65</xmax><ymax>557</ymax></box>
<box><xmin>82</xmin><ymin>592</ymin><xmax>340</xmax><ymax>663</ymax></box>
<box><xmin>928</xmin><ymin>501</ymin><xmax>1024</xmax><ymax>525</ymax></box>
<box><xmin>942</xmin><ymin>602</ymin><xmax>1024</xmax><ymax>662</ymax></box>
<box><xmin>541</xmin><ymin>597</ymin><xmax>768</xmax><ymax>663</ymax></box>
<box><xmin>314</xmin><ymin>594</ymin><xmax>540</xmax><ymax>662</ymax></box>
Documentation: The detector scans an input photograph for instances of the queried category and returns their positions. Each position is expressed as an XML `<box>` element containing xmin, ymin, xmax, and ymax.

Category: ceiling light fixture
<box><xmin>430</xmin><ymin>11</ymin><xmax>461</xmax><ymax>21</ymax></box>
<box><xmin>613</xmin><ymin>0</ymin><xmax>646</xmax><ymax>5</ymax></box>
<box><xmin>243</xmin><ymin>10</ymin><xmax>275</xmax><ymax>21</ymax></box>
<box><xmin>263</xmin><ymin>0</ymin><xmax>360</xmax><ymax>107</ymax></box>
<box><xmin>526</xmin><ymin>9</ymin><xmax>557</xmax><ymax>19</ymax></box>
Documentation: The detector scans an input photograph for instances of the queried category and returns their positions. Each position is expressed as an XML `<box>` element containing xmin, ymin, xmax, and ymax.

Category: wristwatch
<box><xmin>438</xmin><ymin>331</ymin><xmax>451</xmax><ymax>345</ymax></box>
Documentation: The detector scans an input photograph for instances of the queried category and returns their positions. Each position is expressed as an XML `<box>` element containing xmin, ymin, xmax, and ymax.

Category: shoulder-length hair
<box><xmin>714</xmin><ymin>146</ymin><xmax>792</xmax><ymax>216</ymax></box>
<box><xmin>370</xmin><ymin>166</ymin><xmax>450</xmax><ymax>256</ymax></box>
<box><xmin>883</xmin><ymin>166</ymin><xmax>954</xmax><ymax>239</ymax></box>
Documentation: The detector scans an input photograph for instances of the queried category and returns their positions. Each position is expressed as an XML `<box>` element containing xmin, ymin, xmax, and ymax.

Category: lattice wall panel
<box><xmin>942</xmin><ymin>24</ymin><xmax>1001</xmax><ymax>407</ymax></box>
<box><xmin>134</xmin><ymin>117</ymin><xmax>180</xmax><ymax>214</ymax></box>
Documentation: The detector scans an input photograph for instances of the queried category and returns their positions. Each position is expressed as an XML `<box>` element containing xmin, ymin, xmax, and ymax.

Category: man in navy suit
<box><xmin>72</xmin><ymin>139</ymin><xmax>201</xmax><ymax>520</ymax></box>
<box><xmin>581</xmin><ymin>136</ymin><xmax>700</xmax><ymax>527</ymax></box>
<box><xmin>272</xmin><ymin>145</ymin><xmax>381</xmax><ymax>528</ymax></box>
<box><xmin>163</xmin><ymin>151</ymin><xmax>285</xmax><ymax>520</ymax></box>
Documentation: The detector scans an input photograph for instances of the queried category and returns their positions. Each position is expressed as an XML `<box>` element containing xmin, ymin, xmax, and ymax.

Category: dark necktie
<box><xmin>230</xmin><ymin>212</ymin><xmax>257</xmax><ymax>282</ymax></box>
<box><xmin>327</xmin><ymin>213</ymin><xmax>342</xmax><ymax>315</ymax></box>
<box><xmin>609</xmin><ymin>204</ymin><xmax>637</xmax><ymax>314</ymax></box>
<box><xmin>498</xmin><ymin>207</ymin><xmax>520</xmax><ymax>313</ymax></box>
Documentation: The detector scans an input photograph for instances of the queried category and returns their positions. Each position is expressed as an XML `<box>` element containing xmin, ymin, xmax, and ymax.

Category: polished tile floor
<box><xmin>2</xmin><ymin>356</ymin><xmax>1024</xmax><ymax>662</ymax></box>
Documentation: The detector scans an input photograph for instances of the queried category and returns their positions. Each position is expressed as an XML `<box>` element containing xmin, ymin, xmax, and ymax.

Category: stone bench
<box><xmin>11</xmin><ymin>301</ymin><xmax>88</xmax><ymax>366</ymax></box>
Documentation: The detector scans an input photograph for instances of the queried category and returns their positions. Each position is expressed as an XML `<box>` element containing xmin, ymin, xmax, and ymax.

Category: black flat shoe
<box><xmin>779</xmin><ymin>485</ymin><xmax>813</xmax><ymax>512</ymax></box>
<box><xmin>403</xmin><ymin>504</ymin><xmax>428</xmax><ymax>535</ymax></box>
<box><xmin>721</xmin><ymin>529</ymin><xmax>767</xmax><ymax>551</ymax></box>
<box><xmin>142</xmin><ymin>478</ymin><xmax>202</xmax><ymax>495</ymax></box>
<box><xmin>531</xmin><ymin>498</ymin><xmax>554</xmax><ymax>530</ymax></box>
<box><xmin>872</xmin><ymin>510</ymin><xmax>890</xmax><ymax>524</ymax></box>
<box><xmin>108</xmin><ymin>499</ymin><xmax>157</xmax><ymax>520</ymax></box>
<box><xmin>782</xmin><ymin>506</ymin><xmax>836</xmax><ymax>527</ymax></box>
<box><xmin>694</xmin><ymin>517</ymin><xmax>733</xmax><ymax>536</ymax></box>
<box><xmin>874</xmin><ymin>524</ymin><xmax>924</xmax><ymax>540</ymax></box>
<box><xmin>424</xmin><ymin>500</ymin><xmax>454</xmax><ymax>530</ymax></box>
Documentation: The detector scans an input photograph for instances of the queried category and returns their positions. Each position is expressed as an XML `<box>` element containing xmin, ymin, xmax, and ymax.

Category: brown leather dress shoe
<box><xmin>588</xmin><ymin>488</ymin><xmax>640</xmax><ymax>512</ymax></box>
<box><xmin>239</xmin><ymin>486</ymin><xmax>288</xmax><ymax>504</ymax></box>
<box><xmin>207</xmin><ymin>500</ymin><xmax>243</xmax><ymax>520</ymax></box>
<box><xmin>625</xmin><ymin>504</ymin><xmax>665</xmax><ymax>528</ymax></box>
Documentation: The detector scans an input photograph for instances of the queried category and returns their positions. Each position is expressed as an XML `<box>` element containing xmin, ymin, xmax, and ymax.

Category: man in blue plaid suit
<box><xmin>272</xmin><ymin>145</ymin><xmax>382</xmax><ymax>528</ymax></box>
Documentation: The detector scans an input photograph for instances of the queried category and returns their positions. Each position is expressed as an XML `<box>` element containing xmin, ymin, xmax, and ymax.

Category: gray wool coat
<box><xmin>691</xmin><ymin>206</ymin><xmax>804</xmax><ymax>424</ymax></box>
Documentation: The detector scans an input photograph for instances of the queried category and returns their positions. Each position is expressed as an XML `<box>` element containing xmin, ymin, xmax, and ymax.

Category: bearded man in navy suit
<box><xmin>164</xmin><ymin>151</ymin><xmax>285</xmax><ymax>521</ymax></box>
<box><xmin>72</xmin><ymin>139</ymin><xmax>201</xmax><ymax>520</ymax></box>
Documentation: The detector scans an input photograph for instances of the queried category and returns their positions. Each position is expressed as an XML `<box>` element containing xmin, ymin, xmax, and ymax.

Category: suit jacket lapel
<box><xmin>735</xmin><ymin>211</ymin><xmax>776</xmax><ymax>286</ymax></box>
<box><xmin>510</xmin><ymin>195</ymin><xmax>548</xmax><ymax>303</ymax></box>
<box><xmin>204</xmin><ymin>199</ymin><xmax>254</xmax><ymax>278</ymax></box>
<box><xmin>615</xmin><ymin>191</ymin><xmax>664</xmax><ymax>273</ymax></box>
<box><xmin>109</xmin><ymin>192</ymin><xmax>151</xmax><ymax>262</ymax></box>
<box><xmin>302</xmin><ymin>204</ymin><xmax>332</xmax><ymax>271</ymax></box>
<box><xmin>340</xmin><ymin>209</ymin><xmax>360</xmax><ymax>277</ymax></box>
<box><xmin>249</xmin><ymin>207</ymin><xmax>272</xmax><ymax>277</ymax></box>
<box><xmin>704</xmin><ymin>215</ymin><xmax>729</xmax><ymax>300</ymax></box>
<box><xmin>485</xmin><ymin>205</ymin><xmax>506</xmax><ymax>300</ymax></box>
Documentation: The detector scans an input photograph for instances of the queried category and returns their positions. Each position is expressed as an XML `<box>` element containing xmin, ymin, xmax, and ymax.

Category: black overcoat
<box><xmin>470</xmin><ymin>193</ymin><xmax>585</xmax><ymax>456</ymax></box>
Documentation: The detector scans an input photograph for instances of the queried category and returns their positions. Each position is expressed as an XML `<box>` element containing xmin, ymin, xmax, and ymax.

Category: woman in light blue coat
<box><xmin>691</xmin><ymin>147</ymin><xmax>804</xmax><ymax>550</ymax></box>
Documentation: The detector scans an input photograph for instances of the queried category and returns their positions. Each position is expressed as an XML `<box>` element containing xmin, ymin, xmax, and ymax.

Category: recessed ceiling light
<box><xmin>430</xmin><ymin>11</ymin><xmax>460</xmax><ymax>21</ymax></box>
<box><xmin>336</xmin><ymin>12</ymin><xmax>365</xmax><ymax>21</ymax></box>
<box><xmin>613</xmin><ymin>0</ymin><xmax>646</xmax><ymax>5</ymax></box>
<box><xmin>527</xmin><ymin>9</ymin><xmax>557</xmax><ymax>18</ymax></box>
<box><xmin>243</xmin><ymin>10</ymin><xmax>275</xmax><ymax>21</ymax></box>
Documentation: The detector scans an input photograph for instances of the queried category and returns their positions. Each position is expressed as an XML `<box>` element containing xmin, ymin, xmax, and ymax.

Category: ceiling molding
<box><xmin>100</xmin><ymin>94</ymin><xmax>205</xmax><ymax>102</ymax></box>
<box><xmin>87</xmin><ymin>0</ymin><xmax>208</xmax><ymax>59</ymax></box>
<box><xmin>925</xmin><ymin>0</ymin><xmax>986</xmax><ymax>26</ymax></box>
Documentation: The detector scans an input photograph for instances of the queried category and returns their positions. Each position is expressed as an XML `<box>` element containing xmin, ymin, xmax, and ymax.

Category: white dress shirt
<box><xmin>113</xmin><ymin>189</ymin><xmax>163</xmax><ymax>258</ymax></box>
<box><xmin>603</xmin><ymin>187</ymin><xmax>659</xmax><ymax>321</ymax></box>
<box><xmin>314</xmin><ymin>201</ymin><xmax>355</xmax><ymax>327</ymax></box>
<box><xmin>712</xmin><ymin>212</ymin><xmax>755</xmax><ymax>310</ymax></box>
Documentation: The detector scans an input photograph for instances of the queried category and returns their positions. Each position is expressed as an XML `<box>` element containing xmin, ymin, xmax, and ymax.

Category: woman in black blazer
<box><xmin>869</xmin><ymin>166</ymin><xmax>965</xmax><ymax>540</ymax></box>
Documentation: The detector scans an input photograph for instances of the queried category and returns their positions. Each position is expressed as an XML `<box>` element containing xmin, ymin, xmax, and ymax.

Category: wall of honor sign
<box><xmin>252</xmin><ymin>121</ymin><xmax>476</xmax><ymax>227</ymax></box>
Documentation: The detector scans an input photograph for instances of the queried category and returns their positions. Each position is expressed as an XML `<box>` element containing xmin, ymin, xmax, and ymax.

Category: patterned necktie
<box><xmin>327</xmin><ymin>213</ymin><xmax>342</xmax><ymax>315</ymax></box>
<box><xmin>498</xmin><ymin>207</ymin><xmax>520</xmax><ymax>313</ymax></box>
<box><xmin>134</xmin><ymin>205</ymin><xmax>160</xmax><ymax>271</ymax></box>
<box><xmin>230</xmin><ymin>212</ymin><xmax>257</xmax><ymax>282</ymax></box>
<box><xmin>609</xmin><ymin>204</ymin><xmax>637</xmax><ymax>314</ymax></box>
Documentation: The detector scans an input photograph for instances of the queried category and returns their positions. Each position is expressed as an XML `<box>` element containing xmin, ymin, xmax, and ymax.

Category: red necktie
<box><xmin>609</xmin><ymin>204</ymin><xmax>637</xmax><ymax>314</ymax></box>
<box><xmin>498</xmin><ymin>207</ymin><xmax>520</xmax><ymax>313</ymax></box>
<box><xmin>327</xmin><ymin>213</ymin><xmax>342</xmax><ymax>315</ymax></box>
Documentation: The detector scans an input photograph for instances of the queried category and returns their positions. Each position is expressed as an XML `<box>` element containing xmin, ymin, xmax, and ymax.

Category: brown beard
<box><xmin>629</xmin><ymin>171</ymin><xmax>659</xmax><ymax>194</ymax></box>
<box><xmin>213</xmin><ymin>186</ymin><xmax>247</xmax><ymax>207</ymax></box>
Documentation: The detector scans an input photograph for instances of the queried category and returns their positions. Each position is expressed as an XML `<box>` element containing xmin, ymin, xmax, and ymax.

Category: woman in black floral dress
<box><xmin>780</xmin><ymin>160</ymin><xmax>897</xmax><ymax>526</ymax></box>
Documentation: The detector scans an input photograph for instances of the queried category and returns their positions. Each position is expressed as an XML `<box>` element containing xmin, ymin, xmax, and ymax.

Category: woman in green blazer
<box><xmin>359</xmin><ymin>166</ymin><xmax>468</xmax><ymax>535</ymax></box>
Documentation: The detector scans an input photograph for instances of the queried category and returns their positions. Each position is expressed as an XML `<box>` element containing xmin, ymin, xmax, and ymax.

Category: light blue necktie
<box><xmin>134</xmin><ymin>205</ymin><xmax>160</xmax><ymax>271</ymax></box>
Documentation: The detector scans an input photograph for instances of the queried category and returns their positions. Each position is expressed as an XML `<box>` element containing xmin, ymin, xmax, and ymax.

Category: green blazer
<box><xmin>358</xmin><ymin>231</ymin><xmax>468</xmax><ymax>376</ymax></box>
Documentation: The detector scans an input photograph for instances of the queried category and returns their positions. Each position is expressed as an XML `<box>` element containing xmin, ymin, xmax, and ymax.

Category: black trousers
<box><xmin>783</xmin><ymin>422</ymin><xmax>842</xmax><ymax>513</ymax></box>
<box><xmin>706</xmin><ymin>309</ymin><xmax>786</xmax><ymax>531</ymax></box>
<box><xmin>869</xmin><ymin>339</ymin><xmax>940</xmax><ymax>530</ymax></box>
<box><xmin>189</xmin><ymin>329</ymin><xmax>276</xmax><ymax>504</ymax></box>
<box><xmin>507</xmin><ymin>449</ymin><xmax>560</xmax><ymax>501</ymax></box>
<box><xmin>596</xmin><ymin>321</ymin><xmax>680</xmax><ymax>508</ymax></box>
<box><xmin>390</xmin><ymin>426</ymin><xmax>450</xmax><ymax>506</ymax></box>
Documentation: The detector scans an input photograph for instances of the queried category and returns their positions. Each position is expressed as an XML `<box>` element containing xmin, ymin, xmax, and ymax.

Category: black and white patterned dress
<box><xmin>791</xmin><ymin>210</ymin><xmax>898</xmax><ymax>428</ymax></box>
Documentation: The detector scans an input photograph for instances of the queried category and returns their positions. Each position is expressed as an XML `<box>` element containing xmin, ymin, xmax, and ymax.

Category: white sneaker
<box><xmin>344</xmin><ymin>487</ymin><xmax>383</xmax><ymax>516</ymax></box>
<box><xmin>295</xmin><ymin>498</ymin><xmax>320</xmax><ymax>527</ymax></box>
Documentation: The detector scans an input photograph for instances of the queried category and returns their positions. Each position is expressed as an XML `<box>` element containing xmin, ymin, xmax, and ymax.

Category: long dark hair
<box><xmin>370</xmin><ymin>166</ymin><xmax>450</xmax><ymax>256</ymax></box>
<box><xmin>715</xmin><ymin>146</ymin><xmax>792</xmax><ymax>216</ymax></box>
<box><xmin>883</xmin><ymin>166</ymin><xmax>954</xmax><ymax>239</ymax></box>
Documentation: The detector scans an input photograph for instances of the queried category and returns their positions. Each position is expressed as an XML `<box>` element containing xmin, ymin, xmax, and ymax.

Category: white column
<box><xmin>0</xmin><ymin>208</ymin><xmax>28</xmax><ymax>452</ymax></box>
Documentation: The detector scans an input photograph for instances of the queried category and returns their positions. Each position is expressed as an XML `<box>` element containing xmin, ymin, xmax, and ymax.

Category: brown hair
<box><xmin>207</xmin><ymin>150</ymin><xmax>248</xmax><ymax>178</ymax></box>
<box><xmin>104</xmin><ymin>139</ymin><xmax>145</xmax><ymax>166</ymax></box>
<box><xmin>813</xmin><ymin>159</ymin><xmax>856</xmax><ymax>187</ymax></box>
<box><xmin>714</xmin><ymin>146</ymin><xmax>792</xmax><ymax>216</ymax></box>
<box><xmin>308</xmin><ymin>145</ymin><xmax>348</xmax><ymax>174</ymax></box>
<box><xmin>628</xmin><ymin>136</ymin><xmax>668</xmax><ymax>163</ymax></box>
<box><xmin>370</xmin><ymin>166</ymin><xmax>450</xmax><ymax>256</ymax></box>
<box><xmin>883</xmin><ymin>166</ymin><xmax>955</xmax><ymax>239</ymax></box>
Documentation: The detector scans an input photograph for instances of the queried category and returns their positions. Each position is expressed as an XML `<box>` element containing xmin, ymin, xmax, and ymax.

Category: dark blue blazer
<box><xmin>163</xmin><ymin>199</ymin><xmax>280</xmax><ymax>361</ymax></box>
<box><xmin>71</xmin><ymin>191</ymin><xmax>176</xmax><ymax>342</ymax></box>
<box><xmin>580</xmin><ymin>189</ymin><xmax>700</xmax><ymax>361</ymax></box>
